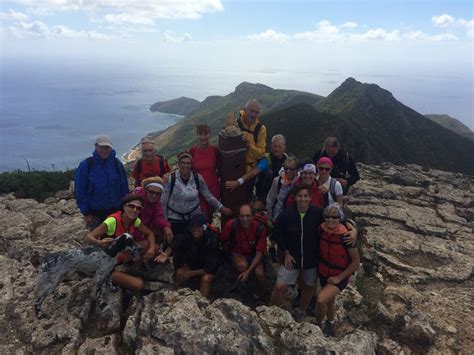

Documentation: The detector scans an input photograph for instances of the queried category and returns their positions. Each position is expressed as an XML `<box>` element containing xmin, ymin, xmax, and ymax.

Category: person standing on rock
<box><xmin>315</xmin><ymin>203</ymin><xmax>360</xmax><ymax>336</ymax></box>
<box><xmin>312</xmin><ymin>137</ymin><xmax>360</xmax><ymax>194</ymax></box>
<box><xmin>220</xmin><ymin>203</ymin><xmax>267</xmax><ymax>299</ymax></box>
<box><xmin>132</xmin><ymin>138</ymin><xmax>171</xmax><ymax>187</ymax></box>
<box><xmin>161</xmin><ymin>152</ymin><xmax>232</xmax><ymax>235</ymax></box>
<box><xmin>189</xmin><ymin>123</ymin><xmax>220</xmax><ymax>222</ymax></box>
<box><xmin>165</xmin><ymin>214</ymin><xmax>223</xmax><ymax>298</ymax></box>
<box><xmin>75</xmin><ymin>135</ymin><xmax>129</xmax><ymax>230</ymax></box>
<box><xmin>315</xmin><ymin>157</ymin><xmax>344</xmax><ymax>207</ymax></box>
<box><xmin>233</xmin><ymin>99</ymin><xmax>267</xmax><ymax>201</ymax></box>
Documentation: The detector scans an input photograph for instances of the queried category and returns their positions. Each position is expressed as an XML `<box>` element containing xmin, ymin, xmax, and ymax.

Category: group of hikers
<box><xmin>75</xmin><ymin>99</ymin><xmax>361</xmax><ymax>337</ymax></box>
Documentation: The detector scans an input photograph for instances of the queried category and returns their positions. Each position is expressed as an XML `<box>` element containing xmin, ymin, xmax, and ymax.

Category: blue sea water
<box><xmin>1</xmin><ymin>60</ymin><xmax>472</xmax><ymax>172</ymax></box>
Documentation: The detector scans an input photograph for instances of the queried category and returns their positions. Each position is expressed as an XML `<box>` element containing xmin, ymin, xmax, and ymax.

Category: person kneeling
<box><xmin>169</xmin><ymin>214</ymin><xmax>223</xmax><ymax>298</ymax></box>
<box><xmin>221</xmin><ymin>204</ymin><xmax>267</xmax><ymax>299</ymax></box>
<box><xmin>315</xmin><ymin>204</ymin><xmax>360</xmax><ymax>337</ymax></box>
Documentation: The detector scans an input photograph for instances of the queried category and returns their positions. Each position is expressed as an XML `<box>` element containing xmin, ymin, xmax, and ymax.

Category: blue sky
<box><xmin>1</xmin><ymin>0</ymin><xmax>473</xmax><ymax>127</ymax></box>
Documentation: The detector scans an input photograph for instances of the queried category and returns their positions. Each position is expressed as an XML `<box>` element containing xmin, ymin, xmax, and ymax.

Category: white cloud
<box><xmin>293</xmin><ymin>20</ymin><xmax>340</xmax><ymax>41</ymax></box>
<box><xmin>431</xmin><ymin>33</ymin><xmax>458</xmax><ymax>41</ymax></box>
<box><xmin>6</xmin><ymin>20</ymin><xmax>112</xmax><ymax>40</ymax></box>
<box><xmin>163</xmin><ymin>30</ymin><xmax>192</xmax><ymax>43</ymax></box>
<box><xmin>432</xmin><ymin>14</ymin><xmax>455</xmax><ymax>28</ymax></box>
<box><xmin>0</xmin><ymin>9</ymin><xmax>28</xmax><ymax>21</ymax></box>
<box><xmin>458</xmin><ymin>18</ymin><xmax>474</xmax><ymax>38</ymax></box>
<box><xmin>350</xmin><ymin>28</ymin><xmax>401</xmax><ymax>41</ymax></box>
<box><xmin>103</xmin><ymin>13</ymin><xmax>155</xmax><ymax>26</ymax></box>
<box><xmin>404</xmin><ymin>31</ymin><xmax>458</xmax><ymax>41</ymax></box>
<box><xmin>341</xmin><ymin>22</ymin><xmax>358</xmax><ymax>29</ymax></box>
<box><xmin>247</xmin><ymin>29</ymin><xmax>290</xmax><ymax>40</ymax></box>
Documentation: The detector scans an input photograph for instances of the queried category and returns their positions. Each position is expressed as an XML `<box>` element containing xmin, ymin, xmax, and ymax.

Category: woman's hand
<box><xmin>99</xmin><ymin>238</ymin><xmax>114</xmax><ymax>247</ymax></box>
<box><xmin>154</xmin><ymin>251</ymin><xmax>169</xmax><ymax>264</ymax></box>
<box><xmin>225</xmin><ymin>180</ymin><xmax>240</xmax><ymax>191</ymax></box>
<box><xmin>238</xmin><ymin>270</ymin><xmax>251</xmax><ymax>283</ymax></box>
<box><xmin>220</xmin><ymin>207</ymin><xmax>233</xmax><ymax>216</ymax></box>
<box><xmin>143</xmin><ymin>246</ymin><xmax>155</xmax><ymax>263</ymax></box>
<box><xmin>317</xmin><ymin>184</ymin><xmax>329</xmax><ymax>195</ymax></box>
<box><xmin>343</xmin><ymin>224</ymin><xmax>358</xmax><ymax>246</ymax></box>
<box><xmin>163</xmin><ymin>227</ymin><xmax>173</xmax><ymax>243</ymax></box>
<box><xmin>284</xmin><ymin>252</ymin><xmax>296</xmax><ymax>270</ymax></box>
<box><xmin>162</xmin><ymin>173</ymin><xmax>170</xmax><ymax>184</ymax></box>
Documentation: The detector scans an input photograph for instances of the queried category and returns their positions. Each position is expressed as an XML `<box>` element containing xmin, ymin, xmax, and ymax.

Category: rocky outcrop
<box><xmin>0</xmin><ymin>163</ymin><xmax>472</xmax><ymax>354</ymax></box>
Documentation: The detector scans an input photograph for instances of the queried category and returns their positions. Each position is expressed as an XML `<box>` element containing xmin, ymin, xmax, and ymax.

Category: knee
<box><xmin>273</xmin><ymin>283</ymin><xmax>287</xmax><ymax>293</ymax></box>
<box><xmin>233</xmin><ymin>260</ymin><xmax>248</xmax><ymax>273</ymax></box>
<box><xmin>201</xmin><ymin>273</ymin><xmax>215</xmax><ymax>284</ymax></box>
<box><xmin>254</xmin><ymin>266</ymin><xmax>265</xmax><ymax>279</ymax></box>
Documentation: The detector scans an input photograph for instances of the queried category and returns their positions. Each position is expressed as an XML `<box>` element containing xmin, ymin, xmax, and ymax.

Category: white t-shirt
<box><xmin>318</xmin><ymin>176</ymin><xmax>343</xmax><ymax>205</ymax></box>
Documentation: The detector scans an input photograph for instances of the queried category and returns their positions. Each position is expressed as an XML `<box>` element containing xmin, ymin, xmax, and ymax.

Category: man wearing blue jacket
<box><xmin>75</xmin><ymin>135</ymin><xmax>129</xmax><ymax>230</ymax></box>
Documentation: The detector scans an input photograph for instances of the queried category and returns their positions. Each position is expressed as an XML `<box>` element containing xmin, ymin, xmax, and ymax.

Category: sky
<box><xmin>1</xmin><ymin>0</ymin><xmax>473</xmax><ymax>127</ymax></box>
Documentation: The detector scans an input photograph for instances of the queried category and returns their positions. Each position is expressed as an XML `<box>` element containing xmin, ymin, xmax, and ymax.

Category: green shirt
<box><xmin>103</xmin><ymin>217</ymin><xmax>141</xmax><ymax>237</ymax></box>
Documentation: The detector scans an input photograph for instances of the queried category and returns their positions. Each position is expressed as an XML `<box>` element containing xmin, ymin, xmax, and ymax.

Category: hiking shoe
<box><xmin>322</xmin><ymin>320</ymin><xmax>336</xmax><ymax>337</ymax></box>
<box><xmin>306</xmin><ymin>296</ymin><xmax>317</xmax><ymax>316</ymax></box>
<box><xmin>293</xmin><ymin>309</ymin><xmax>306</xmax><ymax>322</ymax></box>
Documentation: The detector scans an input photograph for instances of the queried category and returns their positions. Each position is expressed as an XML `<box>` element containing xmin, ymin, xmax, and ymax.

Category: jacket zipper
<box><xmin>300</xmin><ymin>215</ymin><xmax>304</xmax><ymax>269</ymax></box>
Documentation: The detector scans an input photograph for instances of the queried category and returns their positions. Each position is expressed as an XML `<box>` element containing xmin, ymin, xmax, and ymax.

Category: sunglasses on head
<box><xmin>324</xmin><ymin>215</ymin><xmax>340</xmax><ymax>219</ymax></box>
<box><xmin>146</xmin><ymin>189</ymin><xmax>162</xmax><ymax>196</ymax></box>
<box><xmin>318</xmin><ymin>167</ymin><xmax>331</xmax><ymax>171</ymax></box>
<box><xmin>125</xmin><ymin>203</ymin><xmax>143</xmax><ymax>211</ymax></box>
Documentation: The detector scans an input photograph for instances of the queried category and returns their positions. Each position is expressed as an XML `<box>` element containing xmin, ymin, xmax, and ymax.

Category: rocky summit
<box><xmin>0</xmin><ymin>164</ymin><xmax>472</xmax><ymax>354</ymax></box>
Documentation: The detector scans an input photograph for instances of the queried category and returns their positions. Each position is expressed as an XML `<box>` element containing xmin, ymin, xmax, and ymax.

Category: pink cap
<box><xmin>317</xmin><ymin>157</ymin><xmax>333</xmax><ymax>167</ymax></box>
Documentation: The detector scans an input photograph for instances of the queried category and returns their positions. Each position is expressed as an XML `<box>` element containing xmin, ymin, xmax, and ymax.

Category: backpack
<box><xmin>237</xmin><ymin>116</ymin><xmax>262</xmax><ymax>144</ymax></box>
<box><xmin>136</xmin><ymin>154</ymin><xmax>166</xmax><ymax>178</ymax></box>
<box><xmin>228</xmin><ymin>218</ymin><xmax>265</xmax><ymax>255</ymax></box>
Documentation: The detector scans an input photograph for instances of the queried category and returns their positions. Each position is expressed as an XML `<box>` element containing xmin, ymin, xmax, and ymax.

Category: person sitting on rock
<box><xmin>131</xmin><ymin>177</ymin><xmax>173</xmax><ymax>245</ymax></box>
<box><xmin>164</xmin><ymin>214</ymin><xmax>223</xmax><ymax>298</ymax></box>
<box><xmin>132</xmin><ymin>138</ymin><xmax>171</xmax><ymax>187</ymax></box>
<box><xmin>315</xmin><ymin>203</ymin><xmax>360</xmax><ymax>337</ymax></box>
<box><xmin>220</xmin><ymin>203</ymin><xmax>267</xmax><ymax>299</ymax></box>
<box><xmin>86</xmin><ymin>194</ymin><xmax>155</xmax><ymax>291</ymax></box>
<box><xmin>312</xmin><ymin>137</ymin><xmax>360</xmax><ymax>194</ymax></box>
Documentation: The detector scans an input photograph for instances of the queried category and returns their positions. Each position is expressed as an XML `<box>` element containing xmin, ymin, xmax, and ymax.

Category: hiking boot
<box><xmin>322</xmin><ymin>320</ymin><xmax>336</xmax><ymax>337</ymax></box>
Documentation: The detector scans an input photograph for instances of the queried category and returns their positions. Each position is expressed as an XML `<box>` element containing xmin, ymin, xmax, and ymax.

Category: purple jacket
<box><xmin>132</xmin><ymin>187</ymin><xmax>171</xmax><ymax>232</ymax></box>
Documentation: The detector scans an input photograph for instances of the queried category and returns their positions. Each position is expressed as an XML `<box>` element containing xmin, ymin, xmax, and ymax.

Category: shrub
<box><xmin>0</xmin><ymin>170</ymin><xmax>75</xmax><ymax>201</ymax></box>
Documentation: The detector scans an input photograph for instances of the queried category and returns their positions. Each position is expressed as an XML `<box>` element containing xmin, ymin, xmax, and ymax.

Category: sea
<box><xmin>1</xmin><ymin>60</ymin><xmax>472</xmax><ymax>172</ymax></box>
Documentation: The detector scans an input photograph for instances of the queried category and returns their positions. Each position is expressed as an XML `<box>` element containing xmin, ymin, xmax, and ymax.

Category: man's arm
<box><xmin>346</xmin><ymin>156</ymin><xmax>360</xmax><ymax>186</ymax></box>
<box><xmin>247</xmin><ymin>125</ymin><xmax>267</xmax><ymax>161</ymax></box>
<box><xmin>75</xmin><ymin>160</ymin><xmax>90</xmax><ymax>216</ymax></box>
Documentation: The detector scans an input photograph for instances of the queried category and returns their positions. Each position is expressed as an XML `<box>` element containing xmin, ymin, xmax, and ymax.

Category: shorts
<box><xmin>276</xmin><ymin>265</ymin><xmax>317</xmax><ymax>286</ymax></box>
<box><xmin>231</xmin><ymin>252</ymin><xmax>255</xmax><ymax>265</ymax></box>
<box><xmin>319</xmin><ymin>275</ymin><xmax>349</xmax><ymax>291</ymax></box>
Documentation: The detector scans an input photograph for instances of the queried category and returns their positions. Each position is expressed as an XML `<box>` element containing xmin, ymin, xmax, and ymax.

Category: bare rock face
<box><xmin>0</xmin><ymin>162</ymin><xmax>472</xmax><ymax>354</ymax></box>
<box><xmin>345</xmin><ymin>163</ymin><xmax>474</xmax><ymax>353</ymax></box>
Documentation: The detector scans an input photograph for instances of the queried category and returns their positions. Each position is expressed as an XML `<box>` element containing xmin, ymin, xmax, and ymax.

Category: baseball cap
<box><xmin>95</xmin><ymin>135</ymin><xmax>113</xmax><ymax>147</ymax></box>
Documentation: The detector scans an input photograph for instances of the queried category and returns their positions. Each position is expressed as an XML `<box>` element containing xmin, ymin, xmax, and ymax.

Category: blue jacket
<box><xmin>75</xmin><ymin>150</ymin><xmax>129</xmax><ymax>215</ymax></box>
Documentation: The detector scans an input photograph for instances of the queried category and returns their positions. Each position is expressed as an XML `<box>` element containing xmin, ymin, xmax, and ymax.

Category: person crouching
<box><xmin>315</xmin><ymin>203</ymin><xmax>360</xmax><ymax>337</ymax></box>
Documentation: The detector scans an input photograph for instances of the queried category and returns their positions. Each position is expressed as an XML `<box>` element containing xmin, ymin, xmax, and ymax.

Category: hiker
<box><xmin>235</xmin><ymin>99</ymin><xmax>267</xmax><ymax>200</ymax></box>
<box><xmin>132</xmin><ymin>138</ymin><xmax>171</xmax><ymax>187</ymax></box>
<box><xmin>255</xmin><ymin>134</ymin><xmax>288</xmax><ymax>200</ymax></box>
<box><xmin>75</xmin><ymin>135</ymin><xmax>129</xmax><ymax>230</ymax></box>
<box><xmin>266</xmin><ymin>156</ymin><xmax>299</xmax><ymax>222</ymax></box>
<box><xmin>315</xmin><ymin>157</ymin><xmax>344</xmax><ymax>207</ymax></box>
<box><xmin>270</xmin><ymin>185</ymin><xmax>320</xmax><ymax>318</ymax></box>
<box><xmin>284</xmin><ymin>163</ymin><xmax>325</xmax><ymax>209</ymax></box>
<box><xmin>131</xmin><ymin>177</ymin><xmax>173</xmax><ymax>244</ymax></box>
<box><xmin>189</xmin><ymin>123</ymin><xmax>220</xmax><ymax>221</ymax></box>
<box><xmin>220</xmin><ymin>203</ymin><xmax>267</xmax><ymax>299</ymax></box>
<box><xmin>161</xmin><ymin>152</ymin><xmax>232</xmax><ymax>235</ymax></box>
<box><xmin>165</xmin><ymin>214</ymin><xmax>223</xmax><ymax>298</ymax></box>
<box><xmin>315</xmin><ymin>203</ymin><xmax>360</xmax><ymax>336</ymax></box>
<box><xmin>86</xmin><ymin>195</ymin><xmax>155</xmax><ymax>291</ymax></box>
<box><xmin>312</xmin><ymin>137</ymin><xmax>360</xmax><ymax>194</ymax></box>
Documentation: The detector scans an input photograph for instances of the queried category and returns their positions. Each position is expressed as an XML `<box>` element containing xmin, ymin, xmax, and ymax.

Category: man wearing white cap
<box><xmin>75</xmin><ymin>135</ymin><xmax>129</xmax><ymax>230</ymax></box>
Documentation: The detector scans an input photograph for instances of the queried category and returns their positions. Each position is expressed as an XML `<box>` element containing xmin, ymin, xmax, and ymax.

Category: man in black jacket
<box><xmin>312</xmin><ymin>137</ymin><xmax>360</xmax><ymax>194</ymax></box>
<box><xmin>171</xmin><ymin>214</ymin><xmax>223</xmax><ymax>298</ymax></box>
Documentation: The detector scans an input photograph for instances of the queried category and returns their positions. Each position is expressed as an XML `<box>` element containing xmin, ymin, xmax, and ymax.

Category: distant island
<box><xmin>133</xmin><ymin>78</ymin><xmax>474</xmax><ymax>175</ymax></box>
<box><xmin>150</xmin><ymin>96</ymin><xmax>200</xmax><ymax>116</ymax></box>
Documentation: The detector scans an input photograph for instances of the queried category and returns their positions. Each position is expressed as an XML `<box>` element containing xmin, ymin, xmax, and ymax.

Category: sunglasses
<box><xmin>318</xmin><ymin>167</ymin><xmax>331</xmax><ymax>171</ymax></box>
<box><xmin>146</xmin><ymin>189</ymin><xmax>162</xmax><ymax>196</ymax></box>
<box><xmin>284</xmin><ymin>166</ymin><xmax>297</xmax><ymax>171</ymax></box>
<box><xmin>324</xmin><ymin>215</ymin><xmax>340</xmax><ymax>219</ymax></box>
<box><xmin>142</xmin><ymin>149</ymin><xmax>154</xmax><ymax>153</ymax></box>
<box><xmin>125</xmin><ymin>203</ymin><xmax>143</xmax><ymax>211</ymax></box>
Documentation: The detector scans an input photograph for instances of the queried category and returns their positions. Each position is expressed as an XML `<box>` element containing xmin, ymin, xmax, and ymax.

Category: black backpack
<box><xmin>136</xmin><ymin>154</ymin><xmax>166</xmax><ymax>178</ymax></box>
<box><xmin>237</xmin><ymin>116</ymin><xmax>262</xmax><ymax>143</ymax></box>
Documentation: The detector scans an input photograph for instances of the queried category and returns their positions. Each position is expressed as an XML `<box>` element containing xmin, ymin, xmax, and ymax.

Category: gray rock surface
<box><xmin>0</xmin><ymin>163</ymin><xmax>472</xmax><ymax>354</ymax></box>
